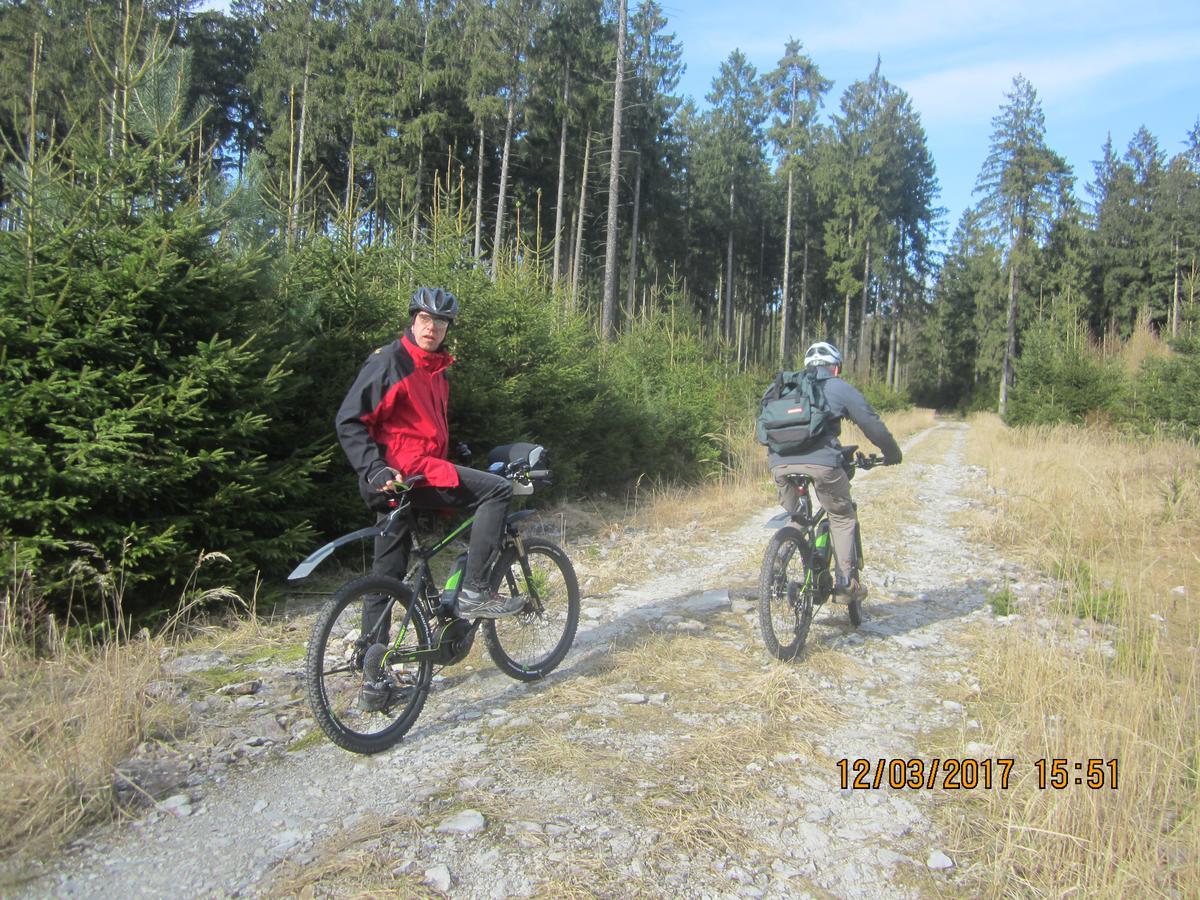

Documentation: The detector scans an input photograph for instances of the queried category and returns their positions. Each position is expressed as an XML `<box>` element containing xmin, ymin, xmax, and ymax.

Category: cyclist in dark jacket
<box><xmin>767</xmin><ymin>341</ymin><xmax>902</xmax><ymax>604</ymax></box>
<box><xmin>335</xmin><ymin>287</ymin><xmax>522</xmax><ymax>621</ymax></box>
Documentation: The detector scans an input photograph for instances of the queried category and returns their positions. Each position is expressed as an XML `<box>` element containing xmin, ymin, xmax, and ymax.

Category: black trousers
<box><xmin>365</xmin><ymin>465</ymin><xmax>512</xmax><ymax>642</ymax></box>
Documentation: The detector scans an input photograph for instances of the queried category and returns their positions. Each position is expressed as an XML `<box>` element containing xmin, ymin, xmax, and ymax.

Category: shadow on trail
<box><xmin>806</xmin><ymin>578</ymin><xmax>992</xmax><ymax>646</ymax></box>
<box><xmin>367</xmin><ymin>574</ymin><xmax>992</xmax><ymax>753</ymax></box>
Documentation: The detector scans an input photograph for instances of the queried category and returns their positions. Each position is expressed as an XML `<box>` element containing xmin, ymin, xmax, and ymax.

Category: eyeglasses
<box><xmin>414</xmin><ymin>312</ymin><xmax>451</xmax><ymax>331</ymax></box>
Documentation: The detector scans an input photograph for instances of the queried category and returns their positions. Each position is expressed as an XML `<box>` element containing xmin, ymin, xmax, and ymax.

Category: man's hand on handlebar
<box><xmin>368</xmin><ymin>466</ymin><xmax>403</xmax><ymax>492</ymax></box>
<box><xmin>370</xmin><ymin>467</ymin><xmax>427</xmax><ymax>493</ymax></box>
<box><xmin>852</xmin><ymin>452</ymin><xmax>889</xmax><ymax>470</ymax></box>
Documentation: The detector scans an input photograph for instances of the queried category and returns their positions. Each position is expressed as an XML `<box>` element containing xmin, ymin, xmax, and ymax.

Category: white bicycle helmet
<box><xmin>803</xmin><ymin>341</ymin><xmax>843</xmax><ymax>368</ymax></box>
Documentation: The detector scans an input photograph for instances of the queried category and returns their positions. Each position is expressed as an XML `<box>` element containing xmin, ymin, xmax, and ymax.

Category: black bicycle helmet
<box><xmin>409</xmin><ymin>287</ymin><xmax>459</xmax><ymax>322</ymax></box>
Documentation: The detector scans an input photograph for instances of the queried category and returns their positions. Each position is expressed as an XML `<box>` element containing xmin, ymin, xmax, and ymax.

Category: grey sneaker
<box><xmin>456</xmin><ymin>587</ymin><xmax>525</xmax><ymax>618</ymax></box>
<box><xmin>832</xmin><ymin>577</ymin><xmax>867</xmax><ymax>604</ymax></box>
<box><xmin>360</xmin><ymin>643</ymin><xmax>394</xmax><ymax>712</ymax></box>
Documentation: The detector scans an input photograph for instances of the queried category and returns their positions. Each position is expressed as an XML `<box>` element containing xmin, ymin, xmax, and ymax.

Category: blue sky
<box><xmin>199</xmin><ymin>0</ymin><xmax>1200</xmax><ymax>249</ymax></box>
<box><xmin>663</xmin><ymin>0</ymin><xmax>1200</xmax><ymax>246</ymax></box>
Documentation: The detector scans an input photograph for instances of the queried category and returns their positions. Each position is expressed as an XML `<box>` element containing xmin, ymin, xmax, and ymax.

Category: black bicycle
<box><xmin>288</xmin><ymin>444</ymin><xmax>579</xmax><ymax>754</ymax></box>
<box><xmin>758</xmin><ymin>446</ymin><xmax>885</xmax><ymax>661</ymax></box>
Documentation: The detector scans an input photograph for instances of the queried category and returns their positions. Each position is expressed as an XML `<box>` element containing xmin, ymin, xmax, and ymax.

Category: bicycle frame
<box><xmin>370</xmin><ymin>507</ymin><xmax>544</xmax><ymax>665</ymax></box>
<box><xmin>779</xmin><ymin>474</ymin><xmax>864</xmax><ymax>598</ymax></box>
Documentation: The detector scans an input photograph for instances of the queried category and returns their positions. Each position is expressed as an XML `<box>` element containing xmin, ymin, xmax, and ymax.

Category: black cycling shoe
<box><xmin>360</xmin><ymin>643</ymin><xmax>395</xmax><ymax>712</ymax></box>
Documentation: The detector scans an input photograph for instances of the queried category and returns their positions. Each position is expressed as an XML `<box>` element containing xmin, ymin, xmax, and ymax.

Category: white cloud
<box><xmin>802</xmin><ymin>0</ymin><xmax>1055</xmax><ymax>55</ymax></box>
<box><xmin>899</xmin><ymin>33</ymin><xmax>1200</xmax><ymax>125</ymax></box>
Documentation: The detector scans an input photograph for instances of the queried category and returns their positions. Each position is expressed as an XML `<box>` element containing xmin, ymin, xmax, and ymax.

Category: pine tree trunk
<box><xmin>552</xmin><ymin>66</ymin><xmax>570</xmax><ymax>284</ymax></box>
<box><xmin>725</xmin><ymin>181</ymin><xmax>735</xmax><ymax>341</ymax></box>
<box><xmin>841</xmin><ymin>216</ymin><xmax>854</xmax><ymax>352</ymax></box>
<box><xmin>492</xmin><ymin>94</ymin><xmax>515</xmax><ymax>277</ymax></box>
<box><xmin>715</xmin><ymin>273</ymin><xmax>722</xmax><ymax>339</ymax></box>
<box><xmin>886</xmin><ymin>314</ymin><xmax>897</xmax><ymax>389</ymax></box>
<box><xmin>474</xmin><ymin>126</ymin><xmax>485</xmax><ymax>259</ymax></box>
<box><xmin>291</xmin><ymin>45</ymin><xmax>311</xmax><ymax>249</ymax></box>
<box><xmin>1172</xmin><ymin>236</ymin><xmax>1181</xmax><ymax>337</ymax></box>
<box><xmin>779</xmin><ymin>167</ymin><xmax>794</xmax><ymax>367</ymax></box>
<box><xmin>600</xmin><ymin>0</ymin><xmax>627</xmax><ymax>338</ymax></box>
<box><xmin>998</xmin><ymin>230</ymin><xmax>1021</xmax><ymax>416</ymax></box>
<box><xmin>572</xmin><ymin>131</ymin><xmax>592</xmax><ymax>306</ymax></box>
<box><xmin>799</xmin><ymin>222</ymin><xmax>810</xmax><ymax>353</ymax></box>
<box><xmin>412</xmin><ymin>147</ymin><xmax>424</xmax><ymax>248</ymax></box>
<box><xmin>344</xmin><ymin>122</ymin><xmax>356</xmax><ymax>216</ymax></box>
<box><xmin>857</xmin><ymin>237</ymin><xmax>871</xmax><ymax>374</ymax></box>
<box><xmin>625</xmin><ymin>151</ymin><xmax>642</xmax><ymax>324</ymax></box>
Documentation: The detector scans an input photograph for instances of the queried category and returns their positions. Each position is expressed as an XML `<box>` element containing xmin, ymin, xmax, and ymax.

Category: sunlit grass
<box><xmin>944</xmin><ymin>413</ymin><xmax>1200</xmax><ymax>896</ymax></box>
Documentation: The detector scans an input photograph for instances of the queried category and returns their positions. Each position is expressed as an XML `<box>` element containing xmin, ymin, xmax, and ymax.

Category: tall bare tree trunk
<box><xmin>713</xmin><ymin>274</ymin><xmax>721</xmax><ymax>338</ymax></box>
<box><xmin>552</xmin><ymin>65</ymin><xmax>570</xmax><ymax>284</ymax></box>
<box><xmin>290</xmin><ymin>45</ymin><xmax>311</xmax><ymax>249</ymax></box>
<box><xmin>998</xmin><ymin>230</ymin><xmax>1021</xmax><ymax>416</ymax></box>
<box><xmin>572</xmin><ymin>132</ymin><xmax>592</xmax><ymax>306</ymax></box>
<box><xmin>600</xmin><ymin>0</ymin><xmax>627</xmax><ymax>338</ymax></box>
<box><xmin>625</xmin><ymin>151</ymin><xmax>642</xmax><ymax>324</ymax></box>
<box><xmin>344</xmin><ymin>122</ymin><xmax>356</xmax><ymax>216</ymax></box>
<box><xmin>779</xmin><ymin>167</ymin><xmax>795</xmax><ymax>367</ymax></box>
<box><xmin>856</xmin><ymin>237</ymin><xmax>871</xmax><ymax>375</ymax></box>
<box><xmin>1172</xmin><ymin>236</ymin><xmax>1181</xmax><ymax>337</ymax></box>
<box><xmin>492</xmin><ymin>95</ymin><xmax>516</xmax><ymax>276</ymax></box>
<box><xmin>474</xmin><ymin>126</ymin><xmax>485</xmax><ymax>259</ymax></box>
<box><xmin>798</xmin><ymin>222</ymin><xmax>810</xmax><ymax>353</ymax></box>
<box><xmin>886</xmin><ymin>315</ymin><xmax>898</xmax><ymax>389</ymax></box>
<box><xmin>841</xmin><ymin>216</ymin><xmax>854</xmax><ymax>352</ymax></box>
<box><xmin>725</xmin><ymin>181</ymin><xmax>735</xmax><ymax>341</ymax></box>
<box><xmin>412</xmin><ymin>147</ymin><xmax>424</xmax><ymax>248</ymax></box>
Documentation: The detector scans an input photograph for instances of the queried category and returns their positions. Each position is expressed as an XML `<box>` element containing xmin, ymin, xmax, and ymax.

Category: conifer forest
<box><xmin>2</xmin><ymin>0</ymin><xmax>1199</xmax><ymax>613</ymax></box>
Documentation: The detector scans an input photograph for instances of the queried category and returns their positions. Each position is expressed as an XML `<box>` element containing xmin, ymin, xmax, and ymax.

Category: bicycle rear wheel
<box><xmin>758</xmin><ymin>525</ymin><xmax>815</xmax><ymax>661</ymax></box>
<box><xmin>305</xmin><ymin>575</ymin><xmax>433</xmax><ymax>754</ymax></box>
<box><xmin>483</xmin><ymin>538</ymin><xmax>580</xmax><ymax>681</ymax></box>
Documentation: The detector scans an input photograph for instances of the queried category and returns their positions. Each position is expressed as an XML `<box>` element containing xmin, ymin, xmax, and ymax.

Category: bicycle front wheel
<box><xmin>483</xmin><ymin>538</ymin><xmax>580</xmax><ymax>681</ymax></box>
<box><xmin>305</xmin><ymin>575</ymin><xmax>433</xmax><ymax>755</ymax></box>
<box><xmin>758</xmin><ymin>525</ymin><xmax>815</xmax><ymax>661</ymax></box>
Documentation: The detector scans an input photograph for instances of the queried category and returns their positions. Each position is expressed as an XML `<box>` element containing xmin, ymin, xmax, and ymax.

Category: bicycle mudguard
<box><xmin>287</xmin><ymin>524</ymin><xmax>384</xmax><ymax>580</ymax></box>
<box><xmin>505</xmin><ymin>510</ymin><xmax>536</xmax><ymax>526</ymax></box>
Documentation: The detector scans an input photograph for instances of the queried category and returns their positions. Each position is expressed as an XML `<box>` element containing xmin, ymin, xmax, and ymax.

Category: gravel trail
<box><xmin>25</xmin><ymin>420</ymin><xmax>1021</xmax><ymax>898</ymax></box>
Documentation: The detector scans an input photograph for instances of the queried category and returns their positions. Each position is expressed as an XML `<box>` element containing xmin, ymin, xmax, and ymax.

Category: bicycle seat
<box><xmin>781</xmin><ymin>472</ymin><xmax>813</xmax><ymax>485</ymax></box>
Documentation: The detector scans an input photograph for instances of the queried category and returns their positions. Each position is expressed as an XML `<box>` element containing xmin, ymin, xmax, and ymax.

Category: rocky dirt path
<box><xmin>25</xmin><ymin>420</ymin><xmax>1026</xmax><ymax>898</ymax></box>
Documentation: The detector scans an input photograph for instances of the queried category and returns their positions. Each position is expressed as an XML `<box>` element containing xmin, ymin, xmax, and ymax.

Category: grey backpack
<box><xmin>755</xmin><ymin>370</ymin><xmax>834</xmax><ymax>454</ymax></box>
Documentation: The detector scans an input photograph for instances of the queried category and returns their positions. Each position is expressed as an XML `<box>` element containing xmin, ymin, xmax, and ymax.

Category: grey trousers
<box><xmin>366</xmin><ymin>465</ymin><xmax>513</xmax><ymax>641</ymax></box>
<box><xmin>773</xmin><ymin>463</ymin><xmax>859</xmax><ymax>587</ymax></box>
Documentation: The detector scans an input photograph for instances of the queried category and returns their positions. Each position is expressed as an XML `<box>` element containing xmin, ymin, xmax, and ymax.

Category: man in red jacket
<box><xmin>335</xmin><ymin>287</ymin><xmax>521</xmax><ymax>623</ymax></box>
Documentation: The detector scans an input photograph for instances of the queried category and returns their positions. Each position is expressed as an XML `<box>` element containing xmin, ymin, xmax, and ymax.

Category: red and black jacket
<box><xmin>336</xmin><ymin>332</ymin><xmax>459</xmax><ymax>507</ymax></box>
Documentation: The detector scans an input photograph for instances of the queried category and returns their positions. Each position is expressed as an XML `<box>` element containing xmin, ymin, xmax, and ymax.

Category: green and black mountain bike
<box><xmin>758</xmin><ymin>447</ymin><xmax>884</xmax><ymax>661</ymax></box>
<box><xmin>288</xmin><ymin>444</ymin><xmax>579</xmax><ymax>754</ymax></box>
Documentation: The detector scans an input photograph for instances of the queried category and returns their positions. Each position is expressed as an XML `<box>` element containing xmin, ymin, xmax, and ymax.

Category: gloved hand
<box><xmin>368</xmin><ymin>466</ymin><xmax>403</xmax><ymax>492</ymax></box>
<box><xmin>884</xmin><ymin>450</ymin><xmax>903</xmax><ymax>466</ymax></box>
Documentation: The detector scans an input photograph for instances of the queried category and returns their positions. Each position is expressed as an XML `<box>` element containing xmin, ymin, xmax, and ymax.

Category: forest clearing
<box><xmin>3</xmin><ymin>2</ymin><xmax>1199</xmax><ymax>896</ymax></box>
<box><xmin>3</xmin><ymin>413</ymin><xmax>1196</xmax><ymax>898</ymax></box>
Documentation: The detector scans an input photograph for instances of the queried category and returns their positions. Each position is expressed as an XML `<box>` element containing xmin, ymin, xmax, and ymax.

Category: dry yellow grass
<box><xmin>266</xmin><ymin>813</ymin><xmax>432</xmax><ymax>899</ymax></box>
<box><xmin>0</xmin><ymin>559</ymin><xmax>299</xmax><ymax>866</ymax></box>
<box><xmin>948</xmin><ymin>413</ymin><xmax>1199</xmax><ymax>897</ymax></box>
<box><xmin>0</xmin><ymin>632</ymin><xmax>187</xmax><ymax>862</ymax></box>
<box><xmin>497</xmin><ymin>632</ymin><xmax>840</xmax><ymax>874</ymax></box>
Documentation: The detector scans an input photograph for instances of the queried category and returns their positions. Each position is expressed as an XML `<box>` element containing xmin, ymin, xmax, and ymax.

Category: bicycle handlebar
<box><xmin>838</xmin><ymin>445</ymin><xmax>890</xmax><ymax>471</ymax></box>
